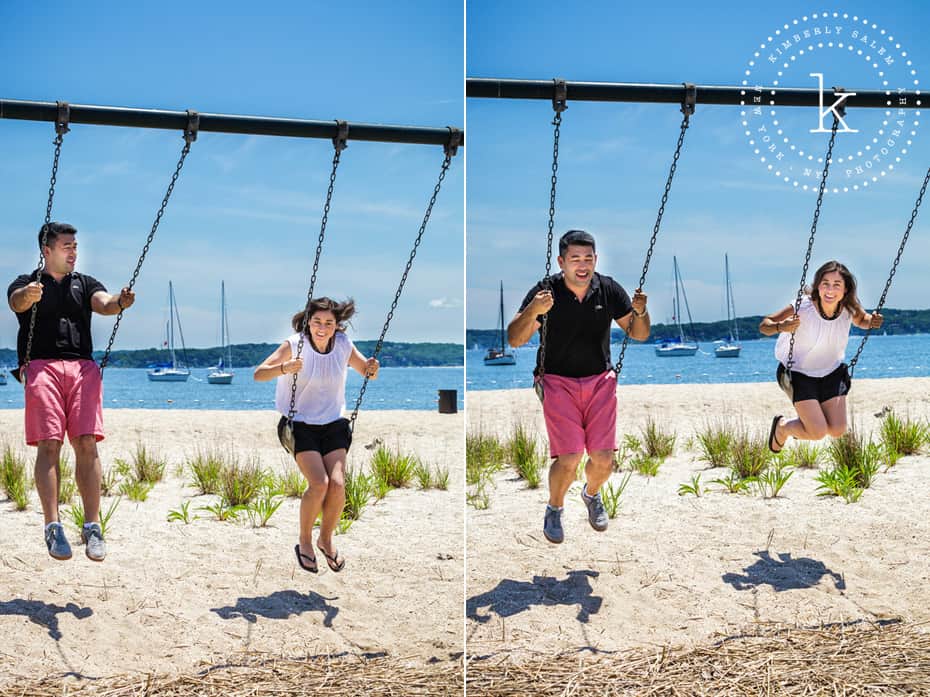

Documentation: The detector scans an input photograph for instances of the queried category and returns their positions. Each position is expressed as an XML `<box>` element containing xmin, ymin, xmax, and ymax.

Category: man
<box><xmin>7</xmin><ymin>222</ymin><xmax>135</xmax><ymax>562</ymax></box>
<box><xmin>508</xmin><ymin>229</ymin><xmax>650</xmax><ymax>544</ymax></box>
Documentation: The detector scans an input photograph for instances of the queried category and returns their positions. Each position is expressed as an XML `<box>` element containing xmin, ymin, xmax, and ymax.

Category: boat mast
<box><xmin>673</xmin><ymin>256</ymin><xmax>684</xmax><ymax>343</ymax></box>
<box><xmin>727</xmin><ymin>255</ymin><xmax>740</xmax><ymax>343</ymax></box>
<box><xmin>222</xmin><ymin>281</ymin><xmax>231</xmax><ymax>368</ymax></box>
<box><xmin>498</xmin><ymin>281</ymin><xmax>505</xmax><ymax>352</ymax></box>
<box><xmin>168</xmin><ymin>281</ymin><xmax>177</xmax><ymax>368</ymax></box>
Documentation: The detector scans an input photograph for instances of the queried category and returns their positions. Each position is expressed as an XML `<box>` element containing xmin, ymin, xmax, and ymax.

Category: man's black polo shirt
<box><xmin>519</xmin><ymin>272</ymin><xmax>632</xmax><ymax>378</ymax></box>
<box><xmin>7</xmin><ymin>271</ymin><xmax>106</xmax><ymax>365</ymax></box>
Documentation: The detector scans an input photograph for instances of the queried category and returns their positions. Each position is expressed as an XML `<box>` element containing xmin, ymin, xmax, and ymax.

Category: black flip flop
<box><xmin>317</xmin><ymin>544</ymin><xmax>346</xmax><ymax>573</ymax></box>
<box><xmin>768</xmin><ymin>414</ymin><xmax>784</xmax><ymax>454</ymax></box>
<box><xmin>294</xmin><ymin>544</ymin><xmax>318</xmax><ymax>573</ymax></box>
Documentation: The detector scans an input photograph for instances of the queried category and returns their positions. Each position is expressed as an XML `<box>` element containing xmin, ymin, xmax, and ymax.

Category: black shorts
<box><xmin>776</xmin><ymin>362</ymin><xmax>851</xmax><ymax>404</ymax></box>
<box><xmin>278</xmin><ymin>416</ymin><xmax>352</xmax><ymax>455</ymax></box>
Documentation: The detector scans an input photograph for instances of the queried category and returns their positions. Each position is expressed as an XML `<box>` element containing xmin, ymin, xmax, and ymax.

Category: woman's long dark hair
<box><xmin>806</xmin><ymin>261</ymin><xmax>864</xmax><ymax>318</ymax></box>
<box><xmin>291</xmin><ymin>297</ymin><xmax>356</xmax><ymax>335</ymax></box>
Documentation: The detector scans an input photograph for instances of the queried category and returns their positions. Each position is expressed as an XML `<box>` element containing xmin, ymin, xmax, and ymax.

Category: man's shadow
<box><xmin>467</xmin><ymin>570</ymin><xmax>602</xmax><ymax>624</ymax></box>
<box><xmin>211</xmin><ymin>590</ymin><xmax>339</xmax><ymax>628</ymax></box>
<box><xmin>722</xmin><ymin>550</ymin><xmax>845</xmax><ymax>592</ymax></box>
<box><xmin>0</xmin><ymin>598</ymin><xmax>93</xmax><ymax>641</ymax></box>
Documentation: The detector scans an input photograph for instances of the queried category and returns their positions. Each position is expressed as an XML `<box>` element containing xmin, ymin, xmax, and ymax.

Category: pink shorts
<box><xmin>24</xmin><ymin>359</ymin><xmax>104</xmax><ymax>446</ymax></box>
<box><xmin>541</xmin><ymin>370</ymin><xmax>618</xmax><ymax>457</ymax></box>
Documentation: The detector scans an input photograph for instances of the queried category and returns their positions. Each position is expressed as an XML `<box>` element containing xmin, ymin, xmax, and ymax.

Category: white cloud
<box><xmin>429</xmin><ymin>297</ymin><xmax>462</xmax><ymax>309</ymax></box>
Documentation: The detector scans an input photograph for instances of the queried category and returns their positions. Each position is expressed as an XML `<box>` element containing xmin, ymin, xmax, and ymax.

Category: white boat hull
<box><xmin>715</xmin><ymin>344</ymin><xmax>741</xmax><ymax>358</ymax></box>
<box><xmin>207</xmin><ymin>372</ymin><xmax>234</xmax><ymax>384</ymax></box>
<box><xmin>655</xmin><ymin>344</ymin><xmax>698</xmax><ymax>357</ymax></box>
<box><xmin>147</xmin><ymin>369</ymin><xmax>191</xmax><ymax>382</ymax></box>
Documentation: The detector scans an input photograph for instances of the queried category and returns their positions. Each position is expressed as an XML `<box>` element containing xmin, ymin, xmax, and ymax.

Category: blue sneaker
<box><xmin>543</xmin><ymin>505</ymin><xmax>564</xmax><ymax>544</ymax></box>
<box><xmin>581</xmin><ymin>485</ymin><xmax>609</xmax><ymax>532</ymax></box>
<box><xmin>45</xmin><ymin>522</ymin><xmax>72</xmax><ymax>560</ymax></box>
<box><xmin>81</xmin><ymin>522</ymin><xmax>107</xmax><ymax>562</ymax></box>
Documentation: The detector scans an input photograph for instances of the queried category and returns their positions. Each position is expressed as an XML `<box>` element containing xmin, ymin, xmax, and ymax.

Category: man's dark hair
<box><xmin>38</xmin><ymin>222</ymin><xmax>77</xmax><ymax>250</ymax></box>
<box><xmin>558</xmin><ymin>229</ymin><xmax>596</xmax><ymax>257</ymax></box>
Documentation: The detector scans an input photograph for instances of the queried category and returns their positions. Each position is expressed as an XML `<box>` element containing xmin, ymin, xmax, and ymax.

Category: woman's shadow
<box><xmin>0</xmin><ymin>598</ymin><xmax>93</xmax><ymax>641</ymax></box>
<box><xmin>467</xmin><ymin>569</ymin><xmax>602</xmax><ymax>624</ymax></box>
<box><xmin>722</xmin><ymin>550</ymin><xmax>846</xmax><ymax>592</ymax></box>
<box><xmin>211</xmin><ymin>590</ymin><xmax>339</xmax><ymax>628</ymax></box>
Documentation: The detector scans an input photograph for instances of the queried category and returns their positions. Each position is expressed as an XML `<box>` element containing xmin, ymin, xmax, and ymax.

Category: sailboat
<box><xmin>147</xmin><ymin>281</ymin><xmax>191</xmax><ymax>382</ymax></box>
<box><xmin>0</xmin><ymin>369</ymin><xmax>6</xmax><ymax>386</ymax></box>
<box><xmin>483</xmin><ymin>282</ymin><xmax>516</xmax><ymax>366</ymax></box>
<box><xmin>207</xmin><ymin>281</ymin><xmax>234</xmax><ymax>384</ymax></box>
<box><xmin>715</xmin><ymin>254</ymin><xmax>741</xmax><ymax>358</ymax></box>
<box><xmin>655</xmin><ymin>256</ymin><xmax>698</xmax><ymax>357</ymax></box>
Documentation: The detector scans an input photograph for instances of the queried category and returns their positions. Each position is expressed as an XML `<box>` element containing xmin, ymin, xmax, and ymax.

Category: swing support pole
<box><xmin>0</xmin><ymin>99</ymin><xmax>463</xmax><ymax>147</ymax></box>
<box><xmin>467</xmin><ymin>78</ymin><xmax>922</xmax><ymax>109</ymax></box>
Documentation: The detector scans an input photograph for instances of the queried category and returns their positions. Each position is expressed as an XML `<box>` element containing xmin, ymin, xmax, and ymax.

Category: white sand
<box><xmin>466</xmin><ymin>378</ymin><xmax>930</xmax><ymax>658</ymax></box>
<box><xmin>0</xmin><ymin>408</ymin><xmax>463</xmax><ymax>686</ymax></box>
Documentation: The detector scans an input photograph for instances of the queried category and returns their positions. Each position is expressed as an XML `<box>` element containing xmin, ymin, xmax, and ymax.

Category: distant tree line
<box><xmin>467</xmin><ymin>308</ymin><xmax>930</xmax><ymax>348</ymax></box>
<box><xmin>0</xmin><ymin>341</ymin><xmax>463</xmax><ymax>368</ymax></box>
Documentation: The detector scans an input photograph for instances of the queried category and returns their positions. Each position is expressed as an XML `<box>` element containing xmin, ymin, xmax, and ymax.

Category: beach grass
<box><xmin>186</xmin><ymin>447</ymin><xmax>225</xmax><ymax>495</ymax></box>
<box><xmin>129</xmin><ymin>443</ymin><xmax>167</xmax><ymax>483</ymax></box>
<box><xmin>601</xmin><ymin>472</ymin><xmax>632</xmax><ymax>518</ymax></box>
<box><xmin>641</xmin><ymin>416</ymin><xmax>676</xmax><ymax>459</ymax></box>
<box><xmin>879</xmin><ymin>410</ymin><xmax>928</xmax><ymax>460</ymax></box>
<box><xmin>1</xmin><ymin>443</ymin><xmax>32</xmax><ymax>511</ymax></box>
<box><xmin>695</xmin><ymin>420</ymin><xmax>734</xmax><ymax>469</ymax></box>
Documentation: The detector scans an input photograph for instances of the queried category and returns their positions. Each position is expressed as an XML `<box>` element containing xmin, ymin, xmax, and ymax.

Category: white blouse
<box><xmin>274</xmin><ymin>331</ymin><xmax>353</xmax><ymax>424</ymax></box>
<box><xmin>775</xmin><ymin>295</ymin><xmax>853</xmax><ymax>378</ymax></box>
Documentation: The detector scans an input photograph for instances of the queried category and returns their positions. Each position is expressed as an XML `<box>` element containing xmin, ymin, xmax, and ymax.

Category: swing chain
<box><xmin>100</xmin><ymin>111</ymin><xmax>200</xmax><ymax>372</ymax></box>
<box><xmin>349</xmin><ymin>147</ymin><xmax>455</xmax><ymax>432</ymax></box>
<box><xmin>289</xmin><ymin>123</ymin><xmax>349</xmax><ymax>422</ymax></box>
<box><xmin>22</xmin><ymin>102</ymin><xmax>71</xmax><ymax>384</ymax></box>
<box><xmin>537</xmin><ymin>79</ymin><xmax>567</xmax><ymax>381</ymax></box>
<box><xmin>614</xmin><ymin>86</ymin><xmax>695</xmax><ymax>377</ymax></box>
<box><xmin>784</xmin><ymin>113</ymin><xmax>840</xmax><ymax>376</ymax></box>
<box><xmin>848</xmin><ymin>164</ymin><xmax>930</xmax><ymax>376</ymax></box>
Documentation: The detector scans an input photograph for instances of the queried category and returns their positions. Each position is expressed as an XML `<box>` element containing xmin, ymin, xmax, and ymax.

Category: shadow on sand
<box><xmin>211</xmin><ymin>589</ymin><xmax>339</xmax><ymax>628</ymax></box>
<box><xmin>722</xmin><ymin>550</ymin><xmax>846</xmax><ymax>592</ymax></box>
<box><xmin>0</xmin><ymin>598</ymin><xmax>93</xmax><ymax>641</ymax></box>
<box><xmin>467</xmin><ymin>569</ymin><xmax>602</xmax><ymax>624</ymax></box>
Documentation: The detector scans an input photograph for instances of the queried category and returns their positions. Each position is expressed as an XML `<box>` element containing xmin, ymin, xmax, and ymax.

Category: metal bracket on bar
<box><xmin>552</xmin><ymin>78</ymin><xmax>568</xmax><ymax>113</ymax></box>
<box><xmin>681</xmin><ymin>83</ymin><xmax>697</xmax><ymax>116</ymax></box>
<box><xmin>444</xmin><ymin>126</ymin><xmax>462</xmax><ymax>157</ymax></box>
<box><xmin>832</xmin><ymin>86</ymin><xmax>848</xmax><ymax>118</ymax></box>
<box><xmin>333</xmin><ymin>119</ymin><xmax>349</xmax><ymax>151</ymax></box>
<box><xmin>184</xmin><ymin>110</ymin><xmax>200</xmax><ymax>144</ymax></box>
<box><xmin>55</xmin><ymin>101</ymin><xmax>70</xmax><ymax>135</ymax></box>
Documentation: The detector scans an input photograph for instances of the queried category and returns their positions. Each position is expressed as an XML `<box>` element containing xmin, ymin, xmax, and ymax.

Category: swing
<box><xmin>845</xmin><ymin>164</ymin><xmax>930</xmax><ymax>377</ymax></box>
<box><xmin>278</xmin><ymin>126</ymin><xmax>461</xmax><ymax>455</ymax></box>
<box><xmin>16</xmin><ymin>105</ymin><xmax>199</xmax><ymax>383</ymax></box>
<box><xmin>775</xmin><ymin>110</ymin><xmax>844</xmax><ymax>401</ymax></box>
<box><xmin>533</xmin><ymin>81</ymin><xmax>697</xmax><ymax>402</ymax></box>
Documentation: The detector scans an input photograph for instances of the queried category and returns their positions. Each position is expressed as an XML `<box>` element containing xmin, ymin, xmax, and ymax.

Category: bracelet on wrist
<box><xmin>280</xmin><ymin>363</ymin><xmax>286</xmax><ymax>374</ymax></box>
<box><xmin>633</xmin><ymin>308</ymin><xmax>647</xmax><ymax>318</ymax></box>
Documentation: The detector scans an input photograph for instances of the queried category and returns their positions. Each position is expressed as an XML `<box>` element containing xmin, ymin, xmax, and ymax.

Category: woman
<box><xmin>760</xmin><ymin>261</ymin><xmax>883</xmax><ymax>453</ymax></box>
<box><xmin>254</xmin><ymin>297</ymin><xmax>378</xmax><ymax>573</ymax></box>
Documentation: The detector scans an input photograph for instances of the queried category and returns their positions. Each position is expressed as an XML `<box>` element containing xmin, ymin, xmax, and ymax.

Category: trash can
<box><xmin>437</xmin><ymin>389</ymin><xmax>458</xmax><ymax>414</ymax></box>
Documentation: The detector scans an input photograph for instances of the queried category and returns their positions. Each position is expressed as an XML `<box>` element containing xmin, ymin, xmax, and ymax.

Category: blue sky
<box><xmin>0</xmin><ymin>1</ymin><xmax>464</xmax><ymax>350</ymax></box>
<box><xmin>467</xmin><ymin>0</ymin><xmax>930</xmax><ymax>329</ymax></box>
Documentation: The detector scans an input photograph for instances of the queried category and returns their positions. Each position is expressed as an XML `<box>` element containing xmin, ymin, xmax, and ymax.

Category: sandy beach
<box><xmin>0</xmin><ymin>408</ymin><xmax>463</xmax><ymax>692</ymax></box>
<box><xmin>466</xmin><ymin>378</ymin><xmax>930</xmax><ymax>665</ymax></box>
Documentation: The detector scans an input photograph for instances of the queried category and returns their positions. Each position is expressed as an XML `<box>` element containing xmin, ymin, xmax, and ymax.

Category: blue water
<box><xmin>467</xmin><ymin>335</ymin><xmax>930</xmax><ymax>391</ymax></box>
<box><xmin>0</xmin><ymin>366</ymin><xmax>464</xmax><ymax>411</ymax></box>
